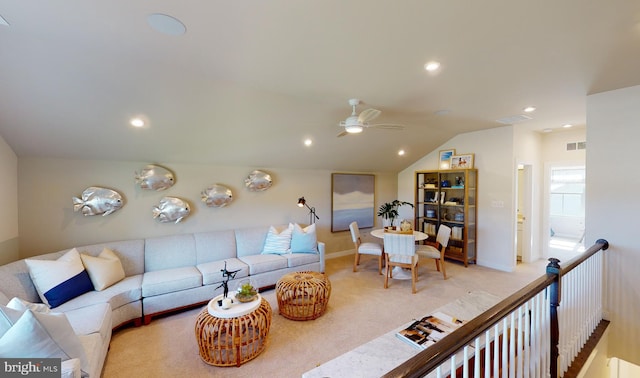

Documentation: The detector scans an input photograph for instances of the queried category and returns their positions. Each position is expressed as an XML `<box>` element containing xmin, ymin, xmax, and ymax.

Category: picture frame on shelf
<box><xmin>439</xmin><ymin>149</ymin><xmax>455</xmax><ymax>169</ymax></box>
<box><xmin>450</xmin><ymin>154</ymin><xmax>474</xmax><ymax>169</ymax></box>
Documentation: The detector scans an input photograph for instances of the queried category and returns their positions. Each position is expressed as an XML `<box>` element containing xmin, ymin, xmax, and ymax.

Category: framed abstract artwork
<box><xmin>331</xmin><ymin>173</ymin><xmax>375</xmax><ymax>232</ymax></box>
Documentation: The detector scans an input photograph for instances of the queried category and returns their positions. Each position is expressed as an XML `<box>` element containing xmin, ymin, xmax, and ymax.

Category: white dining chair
<box><xmin>383</xmin><ymin>233</ymin><xmax>419</xmax><ymax>293</ymax></box>
<box><xmin>416</xmin><ymin>224</ymin><xmax>451</xmax><ymax>280</ymax></box>
<box><xmin>350</xmin><ymin>221</ymin><xmax>384</xmax><ymax>274</ymax></box>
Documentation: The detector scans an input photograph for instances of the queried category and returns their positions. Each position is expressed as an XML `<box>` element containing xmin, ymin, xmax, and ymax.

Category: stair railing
<box><xmin>383</xmin><ymin>238</ymin><xmax>609</xmax><ymax>378</ymax></box>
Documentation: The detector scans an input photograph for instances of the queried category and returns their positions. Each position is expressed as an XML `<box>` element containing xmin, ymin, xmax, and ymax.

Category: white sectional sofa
<box><xmin>0</xmin><ymin>225</ymin><xmax>325</xmax><ymax>377</ymax></box>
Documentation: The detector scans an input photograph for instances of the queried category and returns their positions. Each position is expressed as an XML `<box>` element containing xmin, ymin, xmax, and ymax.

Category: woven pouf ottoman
<box><xmin>195</xmin><ymin>296</ymin><xmax>272</xmax><ymax>367</ymax></box>
<box><xmin>276</xmin><ymin>271</ymin><xmax>331</xmax><ymax>320</ymax></box>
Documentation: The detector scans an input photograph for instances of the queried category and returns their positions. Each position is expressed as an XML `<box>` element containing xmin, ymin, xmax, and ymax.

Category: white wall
<box><xmin>400</xmin><ymin>126</ymin><xmax>516</xmax><ymax>271</ymax></box>
<box><xmin>0</xmin><ymin>135</ymin><xmax>18</xmax><ymax>265</ymax></box>
<box><xmin>586</xmin><ymin>85</ymin><xmax>640</xmax><ymax>365</ymax></box>
<box><xmin>17</xmin><ymin>158</ymin><xmax>398</xmax><ymax>258</ymax></box>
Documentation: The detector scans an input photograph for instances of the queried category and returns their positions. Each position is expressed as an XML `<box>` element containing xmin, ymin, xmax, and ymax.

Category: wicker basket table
<box><xmin>276</xmin><ymin>271</ymin><xmax>331</xmax><ymax>321</ymax></box>
<box><xmin>195</xmin><ymin>295</ymin><xmax>272</xmax><ymax>367</ymax></box>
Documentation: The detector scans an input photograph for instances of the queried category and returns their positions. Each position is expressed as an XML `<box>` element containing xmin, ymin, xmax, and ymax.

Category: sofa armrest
<box><xmin>317</xmin><ymin>242</ymin><xmax>326</xmax><ymax>273</ymax></box>
<box><xmin>61</xmin><ymin>358</ymin><xmax>81</xmax><ymax>378</ymax></box>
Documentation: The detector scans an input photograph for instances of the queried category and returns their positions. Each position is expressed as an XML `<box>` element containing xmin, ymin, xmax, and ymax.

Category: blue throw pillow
<box><xmin>25</xmin><ymin>248</ymin><xmax>95</xmax><ymax>308</ymax></box>
<box><xmin>290</xmin><ymin>223</ymin><xmax>318</xmax><ymax>253</ymax></box>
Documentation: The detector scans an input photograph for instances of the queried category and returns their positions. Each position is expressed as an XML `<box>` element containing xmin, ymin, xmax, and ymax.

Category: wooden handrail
<box><xmin>383</xmin><ymin>239</ymin><xmax>609</xmax><ymax>378</ymax></box>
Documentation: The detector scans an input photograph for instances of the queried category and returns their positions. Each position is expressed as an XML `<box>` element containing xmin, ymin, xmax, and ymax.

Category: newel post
<box><xmin>547</xmin><ymin>257</ymin><xmax>562</xmax><ymax>378</ymax></box>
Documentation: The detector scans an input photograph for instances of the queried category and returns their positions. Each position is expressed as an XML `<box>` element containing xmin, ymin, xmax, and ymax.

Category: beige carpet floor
<box><xmin>102</xmin><ymin>255</ymin><xmax>550</xmax><ymax>378</ymax></box>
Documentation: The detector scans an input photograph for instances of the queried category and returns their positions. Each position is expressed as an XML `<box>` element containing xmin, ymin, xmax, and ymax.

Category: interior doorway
<box><xmin>515</xmin><ymin>164</ymin><xmax>533</xmax><ymax>263</ymax></box>
<box><xmin>547</xmin><ymin>164</ymin><xmax>586</xmax><ymax>261</ymax></box>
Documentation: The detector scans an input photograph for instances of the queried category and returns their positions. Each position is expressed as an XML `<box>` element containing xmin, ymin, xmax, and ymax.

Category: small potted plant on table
<box><xmin>377</xmin><ymin>200</ymin><xmax>414</xmax><ymax>230</ymax></box>
<box><xmin>235</xmin><ymin>280</ymin><xmax>258</xmax><ymax>303</ymax></box>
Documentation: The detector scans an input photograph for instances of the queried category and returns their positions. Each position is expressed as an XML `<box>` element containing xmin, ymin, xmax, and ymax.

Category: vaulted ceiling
<box><xmin>1</xmin><ymin>1</ymin><xmax>639</xmax><ymax>172</ymax></box>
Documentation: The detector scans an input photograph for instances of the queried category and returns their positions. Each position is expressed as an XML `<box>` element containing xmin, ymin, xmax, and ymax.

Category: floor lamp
<box><xmin>297</xmin><ymin>197</ymin><xmax>319</xmax><ymax>224</ymax></box>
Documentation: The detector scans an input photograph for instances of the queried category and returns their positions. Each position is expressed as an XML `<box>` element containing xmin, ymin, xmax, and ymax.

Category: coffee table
<box><xmin>194</xmin><ymin>294</ymin><xmax>272</xmax><ymax>367</ymax></box>
<box><xmin>276</xmin><ymin>271</ymin><xmax>331</xmax><ymax>320</ymax></box>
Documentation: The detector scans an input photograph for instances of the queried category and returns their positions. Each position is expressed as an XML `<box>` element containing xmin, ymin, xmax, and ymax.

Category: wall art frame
<box><xmin>331</xmin><ymin>173</ymin><xmax>375</xmax><ymax>232</ymax></box>
<box><xmin>450</xmin><ymin>153</ymin><xmax>475</xmax><ymax>169</ymax></box>
<box><xmin>439</xmin><ymin>149</ymin><xmax>456</xmax><ymax>169</ymax></box>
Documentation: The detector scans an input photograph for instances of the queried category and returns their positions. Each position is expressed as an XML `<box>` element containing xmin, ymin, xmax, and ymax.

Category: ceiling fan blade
<box><xmin>368</xmin><ymin>124</ymin><xmax>405</xmax><ymax>130</ymax></box>
<box><xmin>336</xmin><ymin>130</ymin><xmax>349</xmax><ymax>138</ymax></box>
<box><xmin>358</xmin><ymin>108</ymin><xmax>381</xmax><ymax>123</ymax></box>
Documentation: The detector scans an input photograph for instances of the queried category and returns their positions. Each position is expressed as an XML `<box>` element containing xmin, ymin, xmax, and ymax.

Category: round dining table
<box><xmin>370</xmin><ymin>228</ymin><xmax>428</xmax><ymax>241</ymax></box>
<box><xmin>370</xmin><ymin>229</ymin><xmax>428</xmax><ymax>279</ymax></box>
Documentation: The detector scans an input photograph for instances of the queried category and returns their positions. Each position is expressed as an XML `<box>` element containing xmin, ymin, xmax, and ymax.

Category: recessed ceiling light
<box><xmin>304</xmin><ymin>139</ymin><xmax>312</xmax><ymax>146</ymax></box>
<box><xmin>424</xmin><ymin>61</ymin><xmax>440</xmax><ymax>72</ymax></box>
<box><xmin>130</xmin><ymin>118</ymin><xmax>145</xmax><ymax>127</ymax></box>
<box><xmin>543</xmin><ymin>128</ymin><xmax>553</xmax><ymax>133</ymax></box>
<box><xmin>398</xmin><ymin>150</ymin><xmax>405</xmax><ymax>156</ymax></box>
<box><xmin>523</xmin><ymin>106</ymin><xmax>536</xmax><ymax>113</ymax></box>
<box><xmin>563</xmin><ymin>124</ymin><xmax>573</xmax><ymax>128</ymax></box>
<box><xmin>147</xmin><ymin>14</ymin><xmax>186</xmax><ymax>36</ymax></box>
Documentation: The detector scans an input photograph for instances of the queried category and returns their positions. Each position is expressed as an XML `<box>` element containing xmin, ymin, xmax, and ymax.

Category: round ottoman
<box><xmin>195</xmin><ymin>296</ymin><xmax>272</xmax><ymax>367</ymax></box>
<box><xmin>276</xmin><ymin>271</ymin><xmax>331</xmax><ymax>320</ymax></box>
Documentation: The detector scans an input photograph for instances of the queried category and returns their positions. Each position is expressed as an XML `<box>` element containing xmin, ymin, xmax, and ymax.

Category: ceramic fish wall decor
<box><xmin>73</xmin><ymin>187</ymin><xmax>124</xmax><ymax>216</ymax></box>
<box><xmin>152</xmin><ymin>196</ymin><xmax>191</xmax><ymax>223</ymax></box>
<box><xmin>244</xmin><ymin>170</ymin><xmax>272</xmax><ymax>192</ymax></box>
<box><xmin>135</xmin><ymin>164</ymin><xmax>175</xmax><ymax>191</ymax></box>
<box><xmin>201</xmin><ymin>184</ymin><xmax>233</xmax><ymax>208</ymax></box>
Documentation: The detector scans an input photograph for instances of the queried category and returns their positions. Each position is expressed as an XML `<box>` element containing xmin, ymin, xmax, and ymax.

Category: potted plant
<box><xmin>235</xmin><ymin>279</ymin><xmax>258</xmax><ymax>302</ymax></box>
<box><xmin>377</xmin><ymin>200</ymin><xmax>414</xmax><ymax>229</ymax></box>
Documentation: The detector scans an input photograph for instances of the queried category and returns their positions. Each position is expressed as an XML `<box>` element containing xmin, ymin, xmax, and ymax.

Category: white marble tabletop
<box><xmin>302</xmin><ymin>290</ymin><xmax>499</xmax><ymax>378</ymax></box>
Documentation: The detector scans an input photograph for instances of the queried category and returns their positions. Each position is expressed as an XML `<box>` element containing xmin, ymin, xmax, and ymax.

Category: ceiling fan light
<box><xmin>345</xmin><ymin>125</ymin><xmax>363</xmax><ymax>133</ymax></box>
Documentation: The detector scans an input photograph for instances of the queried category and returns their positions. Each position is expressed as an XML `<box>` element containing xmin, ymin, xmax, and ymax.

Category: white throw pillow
<box><xmin>6</xmin><ymin>297</ymin><xmax>50</xmax><ymax>313</ymax></box>
<box><xmin>0</xmin><ymin>305</ymin><xmax>23</xmax><ymax>338</ymax></box>
<box><xmin>25</xmin><ymin>248</ymin><xmax>95</xmax><ymax>308</ymax></box>
<box><xmin>290</xmin><ymin>223</ymin><xmax>318</xmax><ymax>253</ymax></box>
<box><xmin>0</xmin><ymin>307</ymin><xmax>89</xmax><ymax>376</ymax></box>
<box><xmin>80</xmin><ymin>248</ymin><xmax>126</xmax><ymax>291</ymax></box>
<box><xmin>261</xmin><ymin>224</ymin><xmax>294</xmax><ymax>255</ymax></box>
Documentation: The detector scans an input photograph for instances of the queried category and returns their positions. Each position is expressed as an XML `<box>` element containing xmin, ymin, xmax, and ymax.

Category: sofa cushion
<box><xmin>235</xmin><ymin>227</ymin><xmax>269</xmax><ymax>258</ymax></box>
<box><xmin>196</xmin><ymin>258</ymin><xmax>249</xmax><ymax>286</ymax></box>
<box><xmin>54</xmin><ymin>275</ymin><xmax>142</xmax><ymax>314</ymax></box>
<box><xmin>80</xmin><ymin>248</ymin><xmax>126</xmax><ymax>291</ymax></box>
<box><xmin>194</xmin><ymin>230</ymin><xmax>237</xmax><ymax>264</ymax></box>
<box><xmin>145</xmin><ymin>234</ymin><xmax>197</xmax><ymax>272</ymax></box>
<box><xmin>0</xmin><ymin>307</ymin><xmax>89</xmax><ymax>376</ymax></box>
<box><xmin>290</xmin><ymin>223</ymin><xmax>318</xmax><ymax>253</ymax></box>
<box><xmin>285</xmin><ymin>252</ymin><xmax>320</xmax><ymax>268</ymax></box>
<box><xmin>142</xmin><ymin>267</ymin><xmax>202</xmax><ymax>297</ymax></box>
<box><xmin>238</xmin><ymin>254</ymin><xmax>288</xmax><ymax>275</ymax></box>
<box><xmin>63</xmin><ymin>302</ymin><xmax>111</xmax><ymax>341</ymax></box>
<box><xmin>25</xmin><ymin>248</ymin><xmax>95</xmax><ymax>308</ymax></box>
<box><xmin>261</xmin><ymin>224</ymin><xmax>293</xmax><ymax>255</ymax></box>
<box><xmin>71</xmin><ymin>239</ymin><xmax>145</xmax><ymax>277</ymax></box>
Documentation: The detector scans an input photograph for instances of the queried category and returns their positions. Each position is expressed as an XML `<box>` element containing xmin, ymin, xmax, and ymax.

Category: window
<box><xmin>549</xmin><ymin>167</ymin><xmax>585</xmax><ymax>217</ymax></box>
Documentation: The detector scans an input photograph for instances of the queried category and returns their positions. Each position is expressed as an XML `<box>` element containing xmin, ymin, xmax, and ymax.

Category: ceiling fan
<box><xmin>337</xmin><ymin>98</ymin><xmax>405</xmax><ymax>137</ymax></box>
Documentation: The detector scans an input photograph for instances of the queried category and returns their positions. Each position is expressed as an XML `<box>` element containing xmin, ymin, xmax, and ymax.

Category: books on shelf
<box><xmin>396</xmin><ymin>311</ymin><xmax>465</xmax><ymax>350</ymax></box>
